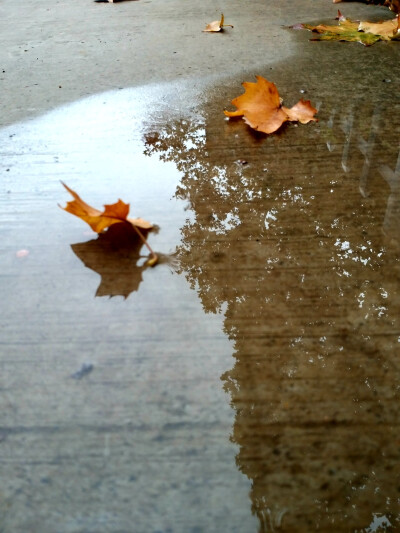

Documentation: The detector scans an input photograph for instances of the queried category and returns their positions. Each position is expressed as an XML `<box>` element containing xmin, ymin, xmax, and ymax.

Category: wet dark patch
<box><xmin>141</xmin><ymin>36</ymin><xmax>400</xmax><ymax>532</ymax></box>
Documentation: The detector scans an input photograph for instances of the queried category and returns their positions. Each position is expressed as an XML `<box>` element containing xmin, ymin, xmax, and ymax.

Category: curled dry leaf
<box><xmin>293</xmin><ymin>10</ymin><xmax>399</xmax><ymax>45</ymax></box>
<box><xmin>224</xmin><ymin>76</ymin><xmax>317</xmax><ymax>135</ymax></box>
<box><xmin>203</xmin><ymin>13</ymin><xmax>233</xmax><ymax>32</ymax></box>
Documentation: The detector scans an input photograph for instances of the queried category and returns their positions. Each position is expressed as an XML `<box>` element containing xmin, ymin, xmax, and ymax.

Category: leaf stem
<box><xmin>131</xmin><ymin>224</ymin><xmax>158</xmax><ymax>266</ymax></box>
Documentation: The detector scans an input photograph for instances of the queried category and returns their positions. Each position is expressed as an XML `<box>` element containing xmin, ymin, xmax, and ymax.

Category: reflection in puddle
<box><xmin>71</xmin><ymin>224</ymin><xmax>152</xmax><ymax>298</ymax></box>
<box><xmin>1</xmin><ymin>50</ymin><xmax>400</xmax><ymax>531</ymax></box>
<box><xmin>71</xmin><ymin>224</ymin><xmax>178</xmax><ymax>298</ymax></box>
<box><xmin>144</xmin><ymin>81</ymin><xmax>400</xmax><ymax>530</ymax></box>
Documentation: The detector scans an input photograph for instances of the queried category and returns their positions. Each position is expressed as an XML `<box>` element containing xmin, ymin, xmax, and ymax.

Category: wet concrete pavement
<box><xmin>1</xmin><ymin>0</ymin><xmax>400</xmax><ymax>532</ymax></box>
<box><xmin>0</xmin><ymin>0</ymin><xmax>386</xmax><ymax>127</ymax></box>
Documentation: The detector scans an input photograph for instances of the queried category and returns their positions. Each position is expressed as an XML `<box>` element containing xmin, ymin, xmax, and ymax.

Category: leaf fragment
<box><xmin>283</xmin><ymin>100</ymin><xmax>319</xmax><ymax>124</ymax></box>
<box><xmin>203</xmin><ymin>13</ymin><xmax>233</xmax><ymax>32</ymax></box>
<box><xmin>224</xmin><ymin>76</ymin><xmax>317</xmax><ymax>135</ymax></box>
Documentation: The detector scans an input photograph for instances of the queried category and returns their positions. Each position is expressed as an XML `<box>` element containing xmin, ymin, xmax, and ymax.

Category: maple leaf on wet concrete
<box><xmin>224</xmin><ymin>76</ymin><xmax>318</xmax><ymax>135</ymax></box>
<box><xmin>292</xmin><ymin>10</ymin><xmax>400</xmax><ymax>45</ymax></box>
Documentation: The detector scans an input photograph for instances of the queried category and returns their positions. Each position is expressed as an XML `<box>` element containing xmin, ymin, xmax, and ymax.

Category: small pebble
<box><xmin>71</xmin><ymin>363</ymin><xmax>94</xmax><ymax>379</ymax></box>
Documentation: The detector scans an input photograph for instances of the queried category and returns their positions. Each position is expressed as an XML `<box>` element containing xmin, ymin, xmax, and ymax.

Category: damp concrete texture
<box><xmin>1</xmin><ymin>0</ymin><xmax>400</xmax><ymax>532</ymax></box>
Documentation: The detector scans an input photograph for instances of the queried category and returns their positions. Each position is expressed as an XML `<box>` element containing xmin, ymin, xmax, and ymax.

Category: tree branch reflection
<box><xmin>143</xmin><ymin>98</ymin><xmax>400</xmax><ymax>531</ymax></box>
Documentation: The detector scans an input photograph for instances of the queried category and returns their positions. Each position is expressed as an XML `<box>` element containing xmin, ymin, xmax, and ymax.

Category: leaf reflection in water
<box><xmin>71</xmin><ymin>223</ymin><xmax>150</xmax><ymax>298</ymax></box>
<box><xmin>71</xmin><ymin>223</ymin><xmax>176</xmax><ymax>299</ymax></box>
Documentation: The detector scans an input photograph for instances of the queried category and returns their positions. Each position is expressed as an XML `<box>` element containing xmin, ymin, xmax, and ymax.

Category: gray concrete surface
<box><xmin>0</xmin><ymin>0</ymin><xmax>384</xmax><ymax>126</ymax></box>
<box><xmin>1</xmin><ymin>0</ymin><xmax>400</xmax><ymax>532</ymax></box>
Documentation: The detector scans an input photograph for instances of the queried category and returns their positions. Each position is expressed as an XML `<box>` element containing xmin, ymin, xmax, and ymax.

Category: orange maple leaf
<box><xmin>60</xmin><ymin>182</ymin><xmax>153</xmax><ymax>233</ymax></box>
<box><xmin>224</xmin><ymin>76</ymin><xmax>318</xmax><ymax>134</ymax></box>
<box><xmin>60</xmin><ymin>182</ymin><xmax>158</xmax><ymax>265</ymax></box>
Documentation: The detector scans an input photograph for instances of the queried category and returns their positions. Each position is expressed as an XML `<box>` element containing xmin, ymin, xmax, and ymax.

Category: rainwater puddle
<box><xmin>0</xmin><ymin>84</ymin><xmax>257</xmax><ymax>533</ymax></box>
<box><xmin>1</xmin><ymin>34</ymin><xmax>400</xmax><ymax>533</ymax></box>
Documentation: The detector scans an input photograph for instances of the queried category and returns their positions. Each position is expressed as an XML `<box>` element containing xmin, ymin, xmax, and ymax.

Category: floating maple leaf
<box><xmin>60</xmin><ymin>182</ymin><xmax>158</xmax><ymax>265</ymax></box>
<box><xmin>203</xmin><ymin>14</ymin><xmax>233</xmax><ymax>32</ymax></box>
<box><xmin>224</xmin><ymin>76</ymin><xmax>317</xmax><ymax>135</ymax></box>
<box><xmin>292</xmin><ymin>10</ymin><xmax>399</xmax><ymax>45</ymax></box>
